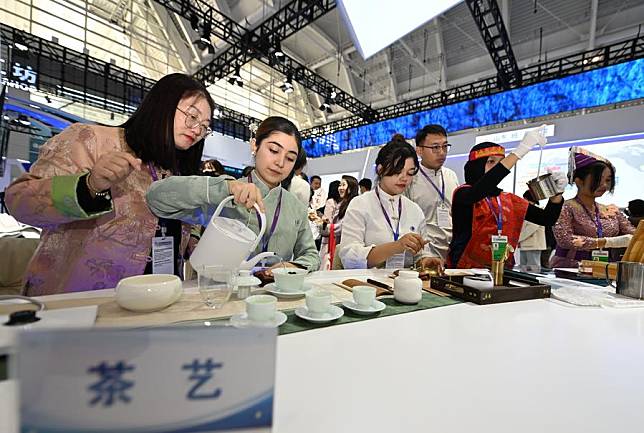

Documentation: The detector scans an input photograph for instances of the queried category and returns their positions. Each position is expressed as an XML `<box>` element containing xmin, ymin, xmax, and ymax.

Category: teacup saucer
<box><xmin>294</xmin><ymin>305</ymin><xmax>344</xmax><ymax>323</ymax></box>
<box><xmin>342</xmin><ymin>300</ymin><xmax>386</xmax><ymax>315</ymax></box>
<box><xmin>229</xmin><ymin>311</ymin><xmax>288</xmax><ymax>328</ymax></box>
<box><xmin>264</xmin><ymin>283</ymin><xmax>309</xmax><ymax>299</ymax></box>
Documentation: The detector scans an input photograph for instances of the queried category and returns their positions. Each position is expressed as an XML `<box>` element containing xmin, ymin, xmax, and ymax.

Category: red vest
<box><xmin>455</xmin><ymin>192</ymin><xmax>529</xmax><ymax>269</ymax></box>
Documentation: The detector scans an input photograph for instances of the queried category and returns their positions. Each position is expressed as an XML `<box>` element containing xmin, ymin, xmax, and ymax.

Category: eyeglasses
<box><xmin>418</xmin><ymin>144</ymin><xmax>451</xmax><ymax>154</ymax></box>
<box><xmin>177</xmin><ymin>106</ymin><xmax>212</xmax><ymax>138</ymax></box>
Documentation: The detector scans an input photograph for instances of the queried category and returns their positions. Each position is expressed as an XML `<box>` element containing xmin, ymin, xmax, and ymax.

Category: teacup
<box><xmin>273</xmin><ymin>268</ymin><xmax>308</xmax><ymax>292</ymax></box>
<box><xmin>305</xmin><ymin>290</ymin><xmax>332</xmax><ymax>318</ymax></box>
<box><xmin>245</xmin><ymin>295</ymin><xmax>277</xmax><ymax>323</ymax></box>
<box><xmin>352</xmin><ymin>286</ymin><xmax>376</xmax><ymax>308</ymax></box>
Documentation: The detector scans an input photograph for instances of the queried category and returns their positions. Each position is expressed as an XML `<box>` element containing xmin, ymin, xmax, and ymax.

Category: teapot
<box><xmin>190</xmin><ymin>196</ymin><xmax>275</xmax><ymax>271</ymax></box>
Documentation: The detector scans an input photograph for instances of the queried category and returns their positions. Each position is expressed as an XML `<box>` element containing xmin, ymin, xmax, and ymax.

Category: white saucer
<box><xmin>342</xmin><ymin>300</ymin><xmax>386</xmax><ymax>315</ymax></box>
<box><xmin>264</xmin><ymin>283</ymin><xmax>310</xmax><ymax>299</ymax></box>
<box><xmin>229</xmin><ymin>311</ymin><xmax>288</xmax><ymax>328</ymax></box>
<box><xmin>294</xmin><ymin>305</ymin><xmax>344</xmax><ymax>323</ymax></box>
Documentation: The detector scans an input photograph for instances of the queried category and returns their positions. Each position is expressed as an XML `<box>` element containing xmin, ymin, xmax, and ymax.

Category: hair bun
<box><xmin>391</xmin><ymin>133</ymin><xmax>407</xmax><ymax>143</ymax></box>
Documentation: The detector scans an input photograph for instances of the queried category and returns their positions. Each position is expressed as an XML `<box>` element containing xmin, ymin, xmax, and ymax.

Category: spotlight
<box><xmin>213</xmin><ymin>107</ymin><xmax>222</xmax><ymax>118</ymax></box>
<box><xmin>200</xmin><ymin>21</ymin><xmax>212</xmax><ymax>45</ymax></box>
<box><xmin>14</xmin><ymin>34</ymin><xmax>29</xmax><ymax>52</ymax></box>
<box><xmin>319</xmin><ymin>96</ymin><xmax>333</xmax><ymax>114</ymax></box>
<box><xmin>190</xmin><ymin>13</ymin><xmax>199</xmax><ymax>32</ymax></box>
<box><xmin>280</xmin><ymin>74</ymin><xmax>294</xmax><ymax>94</ymax></box>
<box><xmin>45</xmin><ymin>95</ymin><xmax>52</xmax><ymax>103</ymax></box>
<box><xmin>274</xmin><ymin>41</ymin><xmax>285</xmax><ymax>59</ymax></box>
<box><xmin>228</xmin><ymin>66</ymin><xmax>243</xmax><ymax>87</ymax></box>
<box><xmin>330</xmin><ymin>90</ymin><xmax>337</xmax><ymax>100</ymax></box>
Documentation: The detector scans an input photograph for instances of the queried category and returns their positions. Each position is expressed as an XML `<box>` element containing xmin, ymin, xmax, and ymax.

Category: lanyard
<box><xmin>148</xmin><ymin>162</ymin><xmax>159</xmax><ymax>181</ymax></box>
<box><xmin>419</xmin><ymin>167</ymin><xmax>445</xmax><ymax>202</ymax></box>
<box><xmin>575</xmin><ymin>198</ymin><xmax>604</xmax><ymax>238</ymax></box>
<box><xmin>375</xmin><ymin>187</ymin><xmax>402</xmax><ymax>241</ymax></box>
<box><xmin>149</xmin><ymin>163</ymin><xmax>168</xmax><ymax>233</ymax></box>
<box><xmin>248</xmin><ymin>174</ymin><xmax>282</xmax><ymax>252</ymax></box>
<box><xmin>485</xmin><ymin>196</ymin><xmax>503</xmax><ymax>235</ymax></box>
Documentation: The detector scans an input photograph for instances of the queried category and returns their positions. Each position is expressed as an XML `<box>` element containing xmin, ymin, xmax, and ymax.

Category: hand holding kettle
<box><xmin>226</xmin><ymin>180</ymin><xmax>265</xmax><ymax>213</ymax></box>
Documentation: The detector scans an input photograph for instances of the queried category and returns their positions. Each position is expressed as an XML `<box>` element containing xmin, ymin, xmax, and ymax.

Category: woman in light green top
<box><xmin>146</xmin><ymin>116</ymin><xmax>320</xmax><ymax>271</ymax></box>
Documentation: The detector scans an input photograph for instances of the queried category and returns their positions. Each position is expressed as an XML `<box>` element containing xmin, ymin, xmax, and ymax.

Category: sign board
<box><xmin>16</xmin><ymin>327</ymin><xmax>277</xmax><ymax>433</ymax></box>
<box><xmin>0</xmin><ymin>59</ymin><xmax>38</xmax><ymax>92</ymax></box>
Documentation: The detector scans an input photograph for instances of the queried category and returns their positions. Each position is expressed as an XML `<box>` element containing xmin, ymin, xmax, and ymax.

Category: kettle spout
<box><xmin>240</xmin><ymin>252</ymin><xmax>276</xmax><ymax>270</ymax></box>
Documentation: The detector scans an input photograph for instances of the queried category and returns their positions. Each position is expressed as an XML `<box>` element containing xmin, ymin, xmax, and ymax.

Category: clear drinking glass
<box><xmin>198</xmin><ymin>265</ymin><xmax>237</xmax><ymax>308</ymax></box>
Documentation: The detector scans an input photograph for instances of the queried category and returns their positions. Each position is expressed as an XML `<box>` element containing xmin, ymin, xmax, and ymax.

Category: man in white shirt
<box><xmin>309</xmin><ymin>175</ymin><xmax>327</xmax><ymax>212</ymax></box>
<box><xmin>404</xmin><ymin>124</ymin><xmax>460</xmax><ymax>261</ymax></box>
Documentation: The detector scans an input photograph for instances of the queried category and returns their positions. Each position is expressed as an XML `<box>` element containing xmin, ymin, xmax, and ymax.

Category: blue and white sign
<box><xmin>16</xmin><ymin>327</ymin><xmax>277</xmax><ymax>433</ymax></box>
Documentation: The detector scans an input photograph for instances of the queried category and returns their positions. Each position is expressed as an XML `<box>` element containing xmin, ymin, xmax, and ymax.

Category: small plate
<box><xmin>342</xmin><ymin>300</ymin><xmax>386</xmax><ymax>315</ymax></box>
<box><xmin>264</xmin><ymin>283</ymin><xmax>310</xmax><ymax>299</ymax></box>
<box><xmin>229</xmin><ymin>311</ymin><xmax>288</xmax><ymax>328</ymax></box>
<box><xmin>294</xmin><ymin>305</ymin><xmax>344</xmax><ymax>323</ymax></box>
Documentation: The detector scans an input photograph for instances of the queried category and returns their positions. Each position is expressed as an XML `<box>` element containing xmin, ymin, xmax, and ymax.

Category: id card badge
<box><xmin>436</xmin><ymin>204</ymin><xmax>450</xmax><ymax>228</ymax></box>
<box><xmin>591</xmin><ymin>250</ymin><xmax>609</xmax><ymax>263</ymax></box>
<box><xmin>491</xmin><ymin>235</ymin><xmax>509</xmax><ymax>261</ymax></box>
<box><xmin>386</xmin><ymin>252</ymin><xmax>406</xmax><ymax>270</ymax></box>
<box><xmin>152</xmin><ymin>236</ymin><xmax>174</xmax><ymax>274</ymax></box>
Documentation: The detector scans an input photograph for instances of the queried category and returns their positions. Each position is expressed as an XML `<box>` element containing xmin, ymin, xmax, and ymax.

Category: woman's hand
<box><xmin>89</xmin><ymin>151</ymin><xmax>142</xmax><ymax>192</ymax></box>
<box><xmin>227</xmin><ymin>180</ymin><xmax>265</xmax><ymax>213</ymax></box>
<box><xmin>395</xmin><ymin>233</ymin><xmax>427</xmax><ymax>255</ymax></box>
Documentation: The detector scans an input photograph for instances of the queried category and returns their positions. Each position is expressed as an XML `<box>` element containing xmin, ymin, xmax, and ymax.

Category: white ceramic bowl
<box><xmin>272</xmin><ymin>268</ymin><xmax>308</xmax><ymax>292</ymax></box>
<box><xmin>115</xmin><ymin>274</ymin><xmax>183</xmax><ymax>312</ymax></box>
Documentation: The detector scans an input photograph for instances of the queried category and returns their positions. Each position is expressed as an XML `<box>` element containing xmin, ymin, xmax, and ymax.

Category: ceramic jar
<box><xmin>394</xmin><ymin>270</ymin><xmax>422</xmax><ymax>304</ymax></box>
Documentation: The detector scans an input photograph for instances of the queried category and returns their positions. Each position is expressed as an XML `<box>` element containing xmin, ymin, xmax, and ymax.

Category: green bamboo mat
<box><xmin>278</xmin><ymin>292</ymin><xmax>461</xmax><ymax>335</ymax></box>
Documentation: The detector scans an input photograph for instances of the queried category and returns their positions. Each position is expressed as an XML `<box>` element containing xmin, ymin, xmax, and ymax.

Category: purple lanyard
<box><xmin>375</xmin><ymin>187</ymin><xmax>402</xmax><ymax>241</ymax></box>
<box><xmin>575</xmin><ymin>198</ymin><xmax>604</xmax><ymax>238</ymax></box>
<box><xmin>148</xmin><ymin>163</ymin><xmax>159</xmax><ymax>181</ymax></box>
<box><xmin>485</xmin><ymin>196</ymin><xmax>503</xmax><ymax>234</ymax></box>
<box><xmin>248</xmin><ymin>174</ymin><xmax>282</xmax><ymax>252</ymax></box>
<box><xmin>419</xmin><ymin>167</ymin><xmax>445</xmax><ymax>202</ymax></box>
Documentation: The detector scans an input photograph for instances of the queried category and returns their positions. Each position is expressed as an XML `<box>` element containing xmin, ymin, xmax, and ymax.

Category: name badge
<box><xmin>591</xmin><ymin>250</ymin><xmax>609</xmax><ymax>262</ymax></box>
<box><xmin>436</xmin><ymin>205</ymin><xmax>451</xmax><ymax>228</ymax></box>
<box><xmin>152</xmin><ymin>236</ymin><xmax>174</xmax><ymax>274</ymax></box>
<box><xmin>491</xmin><ymin>235</ymin><xmax>509</xmax><ymax>262</ymax></box>
<box><xmin>386</xmin><ymin>252</ymin><xmax>407</xmax><ymax>270</ymax></box>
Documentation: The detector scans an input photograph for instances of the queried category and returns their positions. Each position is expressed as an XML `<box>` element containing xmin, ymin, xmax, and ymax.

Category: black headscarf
<box><xmin>463</xmin><ymin>141</ymin><xmax>505</xmax><ymax>195</ymax></box>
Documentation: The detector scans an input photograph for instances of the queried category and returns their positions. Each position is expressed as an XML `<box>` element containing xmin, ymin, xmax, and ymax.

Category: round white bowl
<box><xmin>115</xmin><ymin>274</ymin><xmax>183</xmax><ymax>312</ymax></box>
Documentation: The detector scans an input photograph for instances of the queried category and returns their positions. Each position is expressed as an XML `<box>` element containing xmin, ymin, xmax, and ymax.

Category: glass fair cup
<box><xmin>198</xmin><ymin>265</ymin><xmax>237</xmax><ymax>309</ymax></box>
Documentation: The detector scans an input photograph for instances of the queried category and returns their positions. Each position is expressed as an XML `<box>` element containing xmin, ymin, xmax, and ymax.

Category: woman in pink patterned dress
<box><xmin>6</xmin><ymin>74</ymin><xmax>215</xmax><ymax>295</ymax></box>
<box><xmin>551</xmin><ymin>147</ymin><xmax>634</xmax><ymax>268</ymax></box>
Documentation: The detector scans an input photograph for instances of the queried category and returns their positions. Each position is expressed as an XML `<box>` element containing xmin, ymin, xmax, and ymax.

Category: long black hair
<box><xmin>121</xmin><ymin>73</ymin><xmax>215</xmax><ymax>175</ymax></box>
<box><xmin>375</xmin><ymin>134</ymin><xmax>419</xmax><ymax>178</ymax></box>
<box><xmin>573</xmin><ymin>161</ymin><xmax>616</xmax><ymax>193</ymax></box>
<box><xmin>337</xmin><ymin>175</ymin><xmax>359</xmax><ymax>220</ymax></box>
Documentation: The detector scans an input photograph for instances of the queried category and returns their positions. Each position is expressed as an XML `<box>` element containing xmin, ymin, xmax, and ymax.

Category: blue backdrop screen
<box><xmin>303</xmin><ymin>59</ymin><xmax>644</xmax><ymax>157</ymax></box>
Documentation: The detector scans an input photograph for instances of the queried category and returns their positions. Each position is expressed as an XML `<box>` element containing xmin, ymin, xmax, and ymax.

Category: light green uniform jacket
<box><xmin>146</xmin><ymin>171</ymin><xmax>320</xmax><ymax>271</ymax></box>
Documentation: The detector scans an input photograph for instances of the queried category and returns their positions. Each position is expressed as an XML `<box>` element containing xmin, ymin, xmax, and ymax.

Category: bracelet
<box><xmin>86</xmin><ymin>172</ymin><xmax>111</xmax><ymax>200</ymax></box>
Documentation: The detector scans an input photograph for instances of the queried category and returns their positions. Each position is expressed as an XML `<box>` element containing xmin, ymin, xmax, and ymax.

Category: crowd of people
<box><xmin>4</xmin><ymin>73</ymin><xmax>638</xmax><ymax>295</ymax></box>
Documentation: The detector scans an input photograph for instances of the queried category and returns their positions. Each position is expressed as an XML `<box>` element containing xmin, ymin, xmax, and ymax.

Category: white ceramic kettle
<box><xmin>190</xmin><ymin>196</ymin><xmax>275</xmax><ymax>271</ymax></box>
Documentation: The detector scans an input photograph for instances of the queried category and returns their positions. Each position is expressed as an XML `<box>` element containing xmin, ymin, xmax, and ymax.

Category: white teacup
<box><xmin>273</xmin><ymin>268</ymin><xmax>308</xmax><ymax>292</ymax></box>
<box><xmin>352</xmin><ymin>286</ymin><xmax>376</xmax><ymax>308</ymax></box>
<box><xmin>305</xmin><ymin>290</ymin><xmax>332</xmax><ymax>318</ymax></box>
<box><xmin>245</xmin><ymin>295</ymin><xmax>277</xmax><ymax>323</ymax></box>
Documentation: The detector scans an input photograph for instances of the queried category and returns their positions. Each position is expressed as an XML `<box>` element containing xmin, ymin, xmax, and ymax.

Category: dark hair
<box><xmin>241</xmin><ymin>166</ymin><xmax>254</xmax><ymax>178</ymax></box>
<box><xmin>573</xmin><ymin>161</ymin><xmax>615</xmax><ymax>194</ymax></box>
<box><xmin>200</xmin><ymin>159</ymin><xmax>224</xmax><ymax>177</ymax></box>
<box><xmin>375</xmin><ymin>134</ymin><xmax>419</xmax><ymax>178</ymax></box>
<box><xmin>299</xmin><ymin>172</ymin><xmax>309</xmax><ymax>183</ymax></box>
<box><xmin>327</xmin><ymin>180</ymin><xmax>341</xmax><ymax>203</ymax></box>
<box><xmin>121</xmin><ymin>73</ymin><xmax>215</xmax><ymax>175</ymax></box>
<box><xmin>415</xmin><ymin>124</ymin><xmax>447</xmax><ymax>146</ymax></box>
<box><xmin>358</xmin><ymin>178</ymin><xmax>372</xmax><ymax>191</ymax></box>
<box><xmin>627</xmin><ymin>199</ymin><xmax>644</xmax><ymax>217</ymax></box>
<box><xmin>337</xmin><ymin>175</ymin><xmax>359</xmax><ymax>220</ymax></box>
<box><xmin>255</xmin><ymin>116</ymin><xmax>302</xmax><ymax>152</ymax></box>
<box><xmin>281</xmin><ymin>146</ymin><xmax>308</xmax><ymax>190</ymax></box>
<box><xmin>310</xmin><ymin>175</ymin><xmax>321</xmax><ymax>183</ymax></box>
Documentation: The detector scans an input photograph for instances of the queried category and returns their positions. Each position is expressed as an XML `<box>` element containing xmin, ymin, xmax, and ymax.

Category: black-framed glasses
<box><xmin>418</xmin><ymin>143</ymin><xmax>451</xmax><ymax>154</ymax></box>
<box><xmin>177</xmin><ymin>106</ymin><xmax>212</xmax><ymax>138</ymax></box>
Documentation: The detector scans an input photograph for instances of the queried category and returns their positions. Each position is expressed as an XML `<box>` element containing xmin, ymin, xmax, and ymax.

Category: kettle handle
<box><xmin>211</xmin><ymin>196</ymin><xmax>267</xmax><ymax>252</ymax></box>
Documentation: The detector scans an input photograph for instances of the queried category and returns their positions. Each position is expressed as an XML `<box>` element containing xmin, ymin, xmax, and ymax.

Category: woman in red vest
<box><xmin>448</xmin><ymin>128</ymin><xmax>566</xmax><ymax>269</ymax></box>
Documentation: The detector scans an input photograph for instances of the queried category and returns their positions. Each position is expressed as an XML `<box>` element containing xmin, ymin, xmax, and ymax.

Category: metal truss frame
<box><xmin>465</xmin><ymin>0</ymin><xmax>521</xmax><ymax>89</ymax></box>
<box><xmin>301</xmin><ymin>35</ymin><xmax>644</xmax><ymax>139</ymax></box>
<box><xmin>0</xmin><ymin>23</ymin><xmax>259</xmax><ymax>140</ymax></box>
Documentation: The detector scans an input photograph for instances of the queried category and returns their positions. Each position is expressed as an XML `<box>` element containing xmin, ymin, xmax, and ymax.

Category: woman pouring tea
<box><xmin>448</xmin><ymin>127</ymin><xmax>567</xmax><ymax>269</ymax></box>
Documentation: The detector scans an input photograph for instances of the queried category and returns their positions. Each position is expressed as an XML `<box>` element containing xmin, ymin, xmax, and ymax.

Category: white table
<box><xmin>3</xmin><ymin>272</ymin><xmax>644</xmax><ymax>432</ymax></box>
